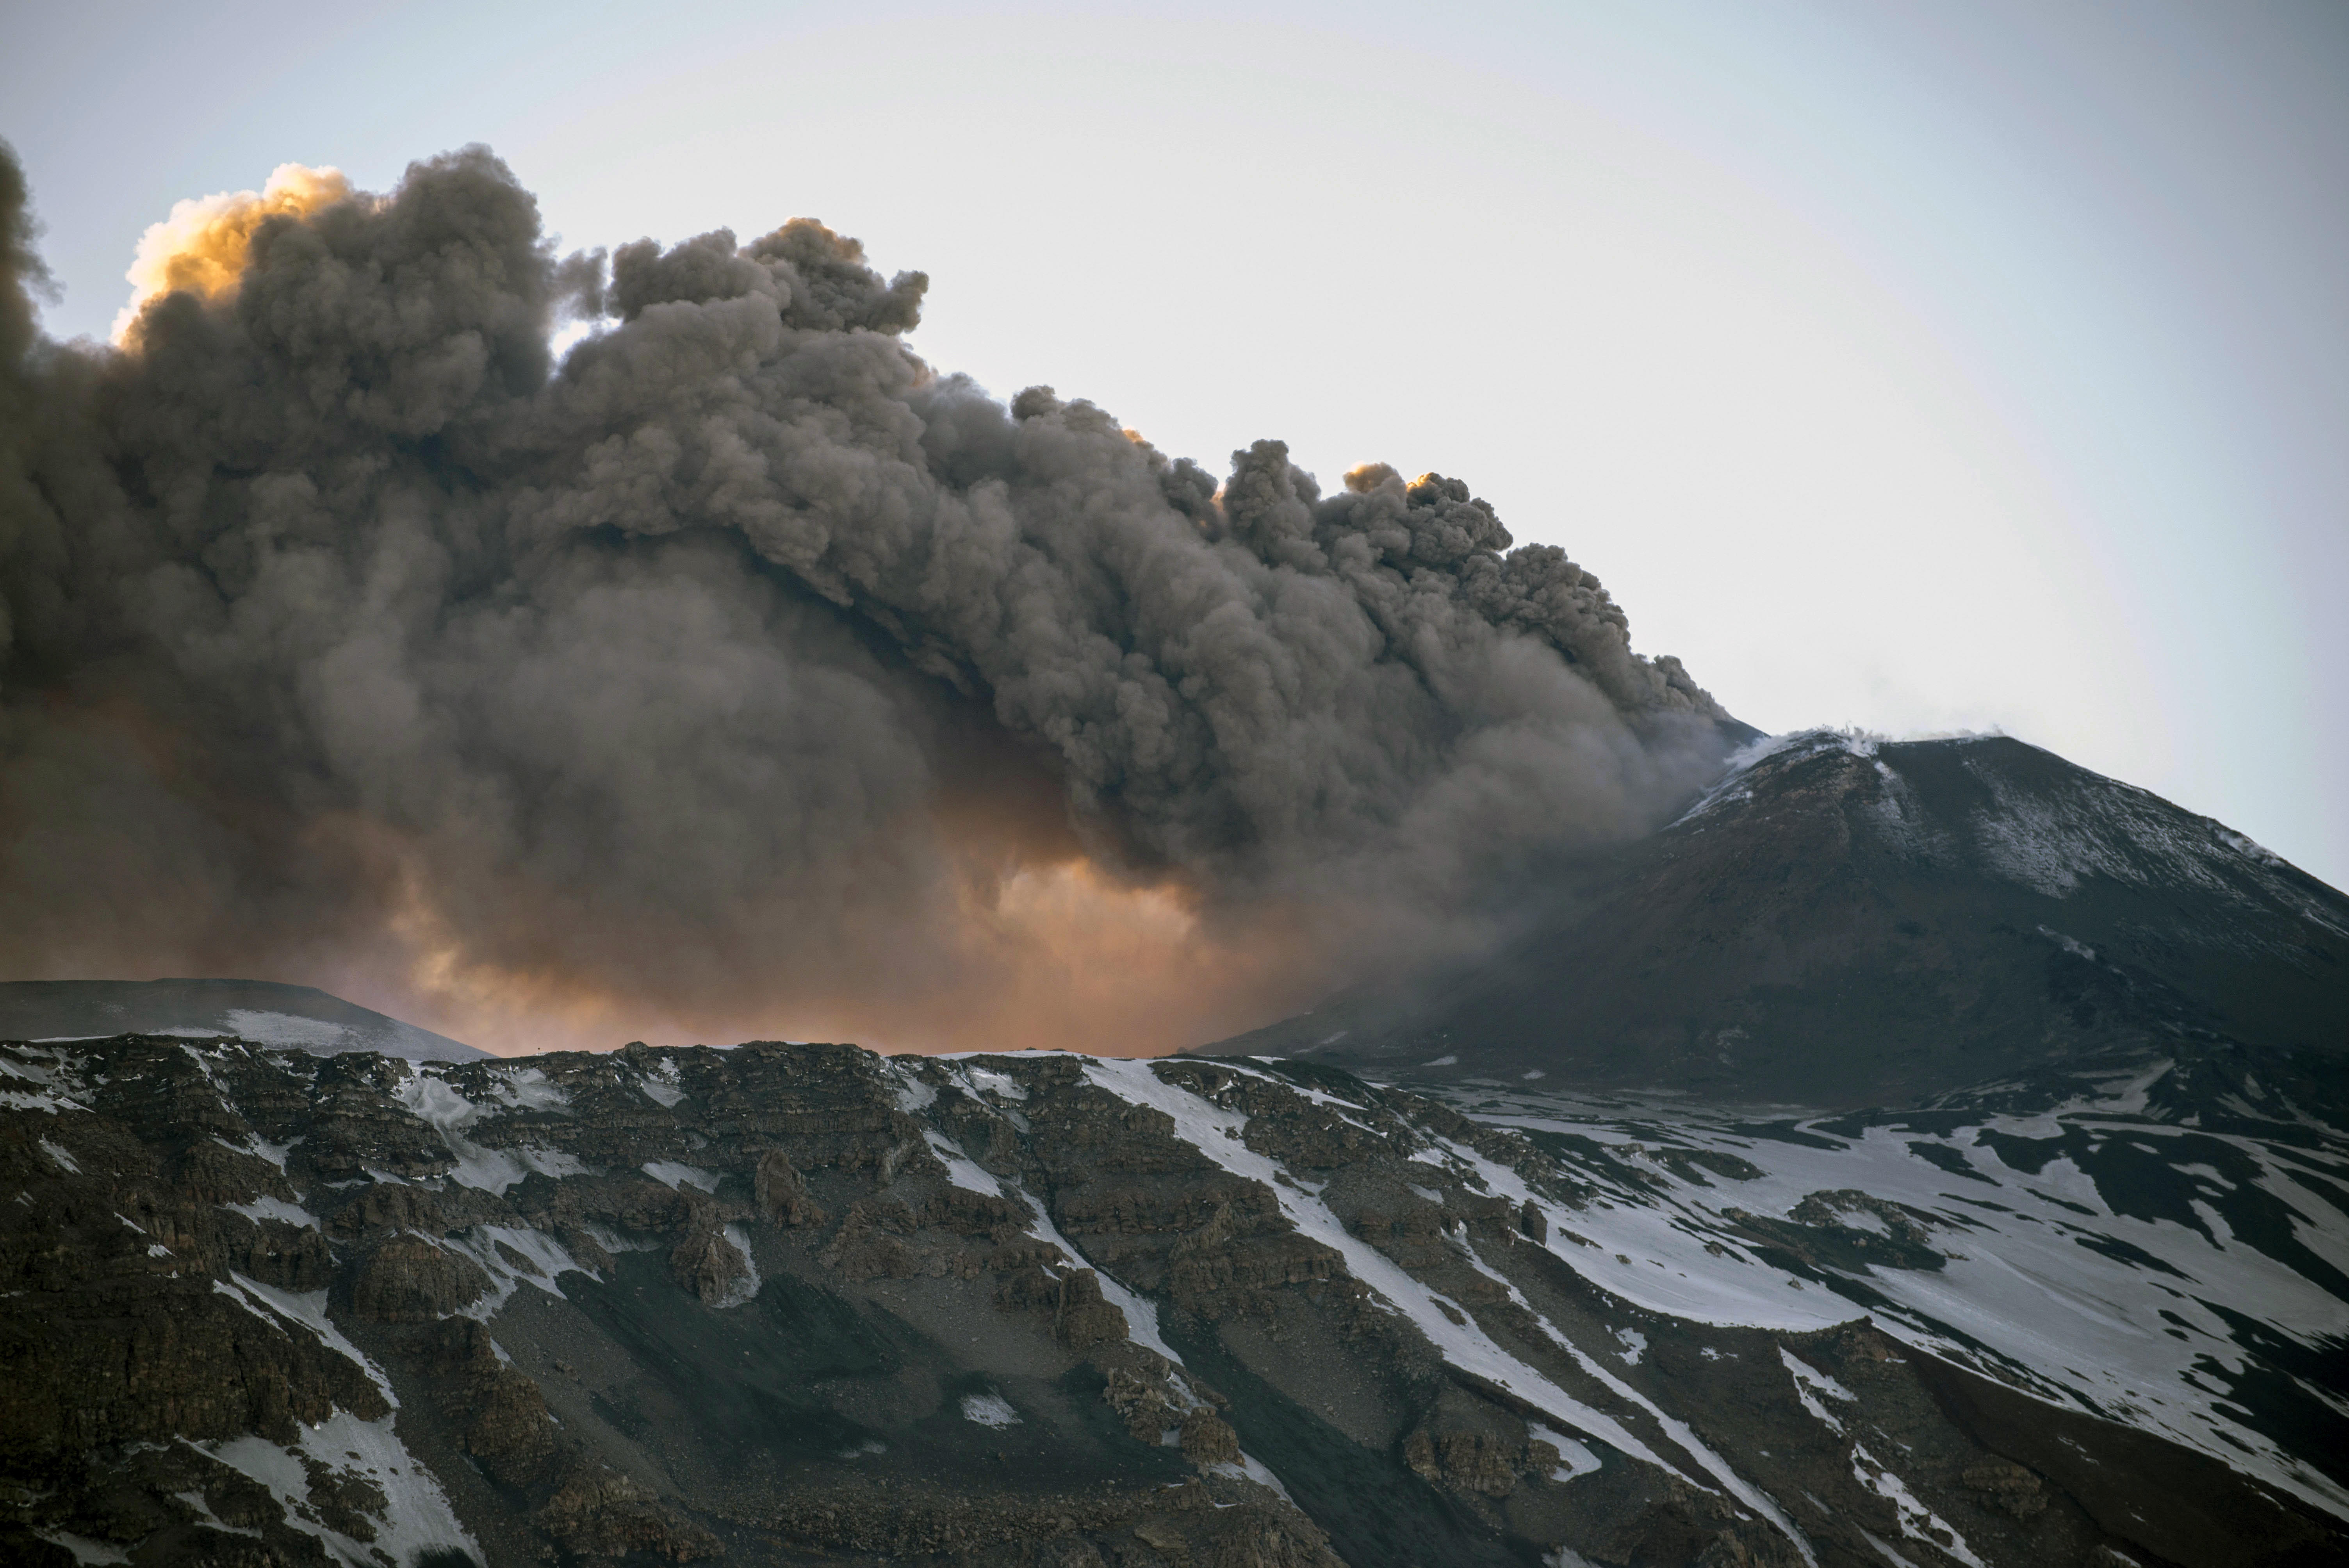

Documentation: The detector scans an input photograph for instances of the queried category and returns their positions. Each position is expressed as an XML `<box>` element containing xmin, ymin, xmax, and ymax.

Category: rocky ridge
<box><xmin>1</xmin><ymin>1033</ymin><xmax>2343</xmax><ymax>1567</ymax></box>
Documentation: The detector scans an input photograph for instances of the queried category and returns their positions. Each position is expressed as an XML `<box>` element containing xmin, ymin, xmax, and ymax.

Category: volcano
<box><xmin>4</xmin><ymin>732</ymin><xmax>2346</xmax><ymax>1568</ymax></box>
<box><xmin>1203</xmin><ymin>730</ymin><xmax>2349</xmax><ymax>1107</ymax></box>
<box><xmin>0</xmin><ymin>978</ymin><xmax>487</xmax><ymax>1062</ymax></box>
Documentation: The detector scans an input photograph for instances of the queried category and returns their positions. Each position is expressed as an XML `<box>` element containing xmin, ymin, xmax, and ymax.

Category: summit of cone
<box><xmin>1197</xmin><ymin>729</ymin><xmax>2349</xmax><ymax>1107</ymax></box>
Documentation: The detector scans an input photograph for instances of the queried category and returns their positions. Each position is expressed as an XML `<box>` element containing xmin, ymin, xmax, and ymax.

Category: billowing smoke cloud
<box><xmin>0</xmin><ymin>143</ymin><xmax>1743</xmax><ymax>1054</ymax></box>
<box><xmin>108</xmin><ymin>163</ymin><xmax>354</xmax><ymax>344</ymax></box>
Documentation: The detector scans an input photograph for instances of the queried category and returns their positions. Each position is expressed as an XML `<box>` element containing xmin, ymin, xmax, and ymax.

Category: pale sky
<box><xmin>7</xmin><ymin>0</ymin><xmax>2344</xmax><ymax>888</ymax></box>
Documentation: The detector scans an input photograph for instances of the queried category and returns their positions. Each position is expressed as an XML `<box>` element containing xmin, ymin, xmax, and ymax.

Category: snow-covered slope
<box><xmin>0</xmin><ymin>977</ymin><xmax>486</xmax><ymax>1060</ymax></box>
<box><xmin>1420</xmin><ymin>1059</ymin><xmax>2349</xmax><ymax>1524</ymax></box>
<box><xmin>7</xmin><ymin>1033</ymin><xmax>2339</xmax><ymax>1566</ymax></box>
<box><xmin>1685</xmin><ymin>729</ymin><xmax>2345</xmax><ymax>938</ymax></box>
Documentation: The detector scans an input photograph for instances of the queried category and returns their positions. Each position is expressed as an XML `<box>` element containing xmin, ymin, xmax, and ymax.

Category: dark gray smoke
<box><xmin>0</xmin><ymin>144</ymin><xmax>1741</xmax><ymax>1053</ymax></box>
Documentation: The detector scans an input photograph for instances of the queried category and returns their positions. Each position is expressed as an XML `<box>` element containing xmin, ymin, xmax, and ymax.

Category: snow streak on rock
<box><xmin>1438</xmin><ymin>1070</ymin><xmax>2349</xmax><ymax>1521</ymax></box>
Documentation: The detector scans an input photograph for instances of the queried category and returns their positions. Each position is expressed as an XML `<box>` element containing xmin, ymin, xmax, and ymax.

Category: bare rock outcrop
<box><xmin>347</xmin><ymin>1234</ymin><xmax>492</xmax><ymax>1322</ymax></box>
<box><xmin>539</xmin><ymin>1466</ymin><xmax>723</xmax><ymax>1562</ymax></box>
<box><xmin>753</xmin><ymin>1147</ymin><xmax>827</xmax><ymax>1227</ymax></box>
<box><xmin>4</xmin><ymin>1031</ymin><xmax>2339</xmax><ymax>1568</ymax></box>
<box><xmin>670</xmin><ymin>1224</ymin><xmax>752</xmax><ymax>1307</ymax></box>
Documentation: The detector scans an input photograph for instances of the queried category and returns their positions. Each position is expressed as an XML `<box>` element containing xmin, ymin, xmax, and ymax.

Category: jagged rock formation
<box><xmin>2</xmin><ymin>1032</ymin><xmax>2342</xmax><ymax>1566</ymax></box>
<box><xmin>1206</xmin><ymin>731</ymin><xmax>2349</xmax><ymax>1106</ymax></box>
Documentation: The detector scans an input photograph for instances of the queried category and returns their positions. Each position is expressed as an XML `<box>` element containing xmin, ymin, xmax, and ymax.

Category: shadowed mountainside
<box><xmin>1202</xmin><ymin>731</ymin><xmax>2349</xmax><ymax>1106</ymax></box>
<box><xmin>1</xmin><ymin>1035</ymin><xmax>2341</xmax><ymax>1566</ymax></box>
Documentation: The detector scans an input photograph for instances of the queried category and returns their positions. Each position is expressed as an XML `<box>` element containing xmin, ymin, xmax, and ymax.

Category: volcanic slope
<box><xmin>3</xmin><ymin>1034</ymin><xmax>2344</xmax><ymax>1566</ymax></box>
<box><xmin>0</xmin><ymin>978</ymin><xmax>486</xmax><ymax>1061</ymax></box>
<box><xmin>1205</xmin><ymin>730</ymin><xmax>2349</xmax><ymax>1106</ymax></box>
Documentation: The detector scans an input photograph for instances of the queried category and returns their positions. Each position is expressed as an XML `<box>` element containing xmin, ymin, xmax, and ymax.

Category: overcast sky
<box><xmin>7</xmin><ymin>0</ymin><xmax>2344</xmax><ymax>888</ymax></box>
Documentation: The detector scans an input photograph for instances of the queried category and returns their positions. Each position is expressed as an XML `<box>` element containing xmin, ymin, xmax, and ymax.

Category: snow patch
<box><xmin>392</xmin><ymin>1069</ymin><xmax>477</xmax><ymax>1132</ymax></box>
<box><xmin>221</xmin><ymin>1010</ymin><xmax>348</xmax><ymax>1049</ymax></box>
<box><xmin>1780</xmin><ymin>1347</ymin><xmax>1854</xmax><ymax>1434</ymax></box>
<box><xmin>221</xmin><ymin>1274</ymin><xmax>397</xmax><ymax>1406</ymax></box>
<box><xmin>30</xmin><ymin>1530</ymin><xmax>131</xmax><ymax>1565</ymax></box>
<box><xmin>1432</xmin><ymin>1077</ymin><xmax>2349</xmax><ymax>1522</ymax></box>
<box><xmin>225</xmin><ymin>1195</ymin><xmax>316</xmax><ymax>1229</ymax></box>
<box><xmin>1009</xmin><ymin>1169</ymin><xmax>1187</xmax><ymax>1369</ymax></box>
<box><xmin>715</xmin><ymin>1224</ymin><xmax>763</xmax><ymax>1310</ymax></box>
<box><xmin>924</xmin><ymin>1131</ymin><xmax>1005</xmax><ymax>1196</ymax></box>
<box><xmin>443</xmin><ymin>1140</ymin><xmax>592</xmax><ymax>1196</ymax></box>
<box><xmin>437</xmin><ymin>1224</ymin><xmax>585</xmax><ymax>1314</ymax></box>
<box><xmin>641</xmin><ymin>1160</ymin><xmax>722</xmax><ymax>1193</ymax></box>
<box><xmin>1077</xmin><ymin>1057</ymin><xmax>1813</xmax><ymax>1557</ymax></box>
<box><xmin>483</xmin><ymin>1065</ymin><xmax>571</xmax><ymax>1114</ymax></box>
<box><xmin>964</xmin><ymin>1066</ymin><xmax>1029</xmax><ymax>1101</ymax></box>
<box><xmin>216</xmin><ymin>1133</ymin><xmax>295</xmax><ymax>1169</ymax></box>
<box><xmin>199</xmin><ymin>1409</ymin><xmax>478</xmax><ymax>1568</ymax></box>
<box><xmin>960</xmin><ymin>1392</ymin><xmax>1021</xmax><ymax>1427</ymax></box>
<box><xmin>1852</xmin><ymin>1444</ymin><xmax>1984</xmax><ymax>1568</ymax></box>
<box><xmin>893</xmin><ymin>1067</ymin><xmax>937</xmax><ymax>1113</ymax></box>
<box><xmin>639</xmin><ymin>1057</ymin><xmax>687</xmax><ymax>1107</ymax></box>
<box><xmin>1204</xmin><ymin>1452</ymin><xmax>1297</xmax><ymax>1501</ymax></box>
<box><xmin>1529</xmin><ymin>1422</ymin><xmax>1604</xmax><ymax>1482</ymax></box>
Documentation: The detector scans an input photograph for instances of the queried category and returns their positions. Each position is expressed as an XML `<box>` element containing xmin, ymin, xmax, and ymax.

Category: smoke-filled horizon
<box><xmin>0</xmin><ymin>144</ymin><xmax>1743</xmax><ymax>1056</ymax></box>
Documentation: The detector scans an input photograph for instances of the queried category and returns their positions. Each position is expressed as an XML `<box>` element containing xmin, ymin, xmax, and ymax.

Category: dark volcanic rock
<box><xmin>539</xmin><ymin>1465</ymin><xmax>723</xmax><ymax>1561</ymax></box>
<box><xmin>348</xmin><ymin>1233</ymin><xmax>495</xmax><ymax>1321</ymax></box>
<box><xmin>671</xmin><ymin>1222</ymin><xmax>753</xmax><ymax>1306</ymax></box>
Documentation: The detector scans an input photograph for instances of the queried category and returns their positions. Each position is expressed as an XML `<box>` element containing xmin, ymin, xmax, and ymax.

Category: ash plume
<box><xmin>0</xmin><ymin>143</ymin><xmax>1741</xmax><ymax>1054</ymax></box>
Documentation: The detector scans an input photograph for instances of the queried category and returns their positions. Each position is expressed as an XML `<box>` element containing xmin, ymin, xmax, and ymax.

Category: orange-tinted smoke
<box><xmin>338</xmin><ymin>843</ymin><xmax>1331</xmax><ymax>1058</ymax></box>
<box><xmin>110</xmin><ymin>164</ymin><xmax>351</xmax><ymax>344</ymax></box>
<box><xmin>0</xmin><ymin>687</ymin><xmax>1331</xmax><ymax>1061</ymax></box>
